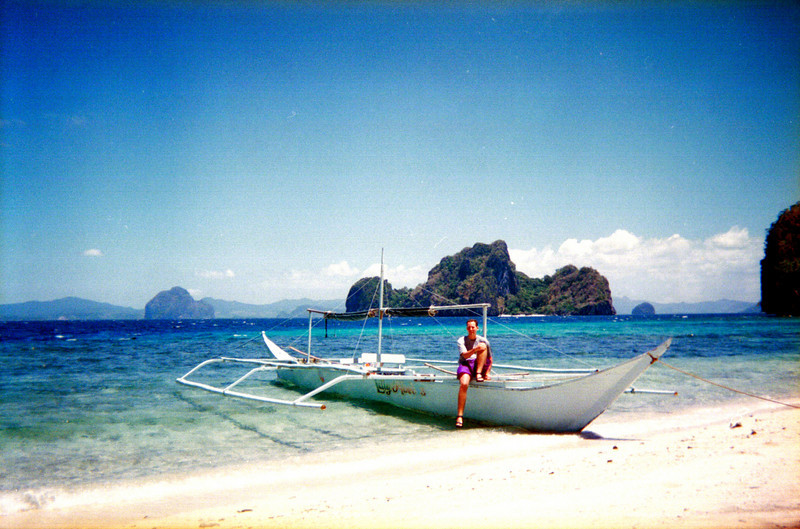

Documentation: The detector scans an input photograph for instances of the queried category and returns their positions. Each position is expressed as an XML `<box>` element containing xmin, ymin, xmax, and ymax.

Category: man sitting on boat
<box><xmin>455</xmin><ymin>319</ymin><xmax>492</xmax><ymax>428</ymax></box>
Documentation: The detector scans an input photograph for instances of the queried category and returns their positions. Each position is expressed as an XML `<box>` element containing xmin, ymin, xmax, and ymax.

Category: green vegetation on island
<box><xmin>346</xmin><ymin>240</ymin><xmax>615</xmax><ymax>316</ymax></box>
<box><xmin>761</xmin><ymin>201</ymin><xmax>800</xmax><ymax>316</ymax></box>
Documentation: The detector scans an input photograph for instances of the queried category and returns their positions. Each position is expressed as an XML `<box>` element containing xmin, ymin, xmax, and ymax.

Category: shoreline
<box><xmin>3</xmin><ymin>399</ymin><xmax>799</xmax><ymax>529</ymax></box>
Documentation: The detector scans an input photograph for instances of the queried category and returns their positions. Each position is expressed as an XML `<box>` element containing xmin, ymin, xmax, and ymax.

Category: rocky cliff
<box><xmin>761</xmin><ymin>201</ymin><xmax>800</xmax><ymax>316</ymax></box>
<box><xmin>346</xmin><ymin>241</ymin><xmax>615</xmax><ymax>316</ymax></box>
<box><xmin>144</xmin><ymin>287</ymin><xmax>214</xmax><ymax>320</ymax></box>
<box><xmin>406</xmin><ymin>240</ymin><xmax>520</xmax><ymax>315</ymax></box>
<box><xmin>535</xmin><ymin>265</ymin><xmax>615</xmax><ymax>316</ymax></box>
<box><xmin>345</xmin><ymin>278</ymin><xmax>412</xmax><ymax>312</ymax></box>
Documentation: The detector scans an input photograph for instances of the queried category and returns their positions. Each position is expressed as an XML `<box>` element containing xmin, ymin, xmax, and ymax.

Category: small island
<box><xmin>346</xmin><ymin>240</ymin><xmax>616</xmax><ymax>316</ymax></box>
<box><xmin>144</xmin><ymin>287</ymin><xmax>214</xmax><ymax>320</ymax></box>
<box><xmin>632</xmin><ymin>302</ymin><xmax>656</xmax><ymax>316</ymax></box>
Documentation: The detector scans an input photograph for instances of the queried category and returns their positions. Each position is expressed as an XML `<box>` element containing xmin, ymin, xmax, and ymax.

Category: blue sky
<box><xmin>2</xmin><ymin>1</ymin><xmax>798</xmax><ymax>308</ymax></box>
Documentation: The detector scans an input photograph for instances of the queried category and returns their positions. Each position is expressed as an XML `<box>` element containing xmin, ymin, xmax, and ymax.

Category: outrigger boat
<box><xmin>177</xmin><ymin>267</ymin><xmax>673</xmax><ymax>432</ymax></box>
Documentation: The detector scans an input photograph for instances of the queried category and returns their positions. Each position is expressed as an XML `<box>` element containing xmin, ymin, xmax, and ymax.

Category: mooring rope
<box><xmin>285</xmin><ymin>280</ymin><xmax>798</xmax><ymax>410</ymax></box>
<box><xmin>231</xmin><ymin>333</ymin><xmax>264</xmax><ymax>350</ymax></box>
<box><xmin>417</xmin><ymin>289</ymin><xmax>797</xmax><ymax>404</ymax></box>
<box><xmin>652</xmin><ymin>357</ymin><xmax>800</xmax><ymax>410</ymax></box>
<box><xmin>486</xmin><ymin>316</ymin><xmax>598</xmax><ymax>368</ymax></box>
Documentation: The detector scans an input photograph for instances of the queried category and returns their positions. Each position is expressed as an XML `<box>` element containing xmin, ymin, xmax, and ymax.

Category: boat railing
<box><xmin>406</xmin><ymin>357</ymin><xmax>598</xmax><ymax>374</ymax></box>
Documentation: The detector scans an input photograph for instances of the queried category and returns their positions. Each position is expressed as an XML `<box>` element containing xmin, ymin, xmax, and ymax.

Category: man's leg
<box><xmin>474</xmin><ymin>343</ymin><xmax>488</xmax><ymax>380</ymax></box>
<box><xmin>457</xmin><ymin>373</ymin><xmax>470</xmax><ymax>424</ymax></box>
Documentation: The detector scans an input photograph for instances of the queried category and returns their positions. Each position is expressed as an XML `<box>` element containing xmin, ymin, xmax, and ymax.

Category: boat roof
<box><xmin>308</xmin><ymin>303</ymin><xmax>491</xmax><ymax>321</ymax></box>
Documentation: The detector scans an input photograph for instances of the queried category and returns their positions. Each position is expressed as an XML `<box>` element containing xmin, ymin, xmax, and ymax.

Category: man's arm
<box><xmin>460</xmin><ymin>340</ymin><xmax>487</xmax><ymax>360</ymax></box>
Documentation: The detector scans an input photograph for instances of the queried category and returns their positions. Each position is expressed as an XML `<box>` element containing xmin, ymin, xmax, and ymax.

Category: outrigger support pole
<box><xmin>292</xmin><ymin>374</ymin><xmax>365</xmax><ymax>404</ymax></box>
<box><xmin>176</xmin><ymin>358</ymin><xmax>327</xmax><ymax>409</ymax></box>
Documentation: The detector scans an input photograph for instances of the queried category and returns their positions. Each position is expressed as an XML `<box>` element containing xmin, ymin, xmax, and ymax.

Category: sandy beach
<box><xmin>3</xmin><ymin>400</ymin><xmax>798</xmax><ymax>529</ymax></box>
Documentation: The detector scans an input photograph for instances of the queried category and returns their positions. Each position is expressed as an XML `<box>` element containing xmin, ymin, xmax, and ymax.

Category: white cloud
<box><xmin>362</xmin><ymin>263</ymin><xmax>427</xmax><ymax>288</ymax></box>
<box><xmin>259</xmin><ymin>261</ymin><xmax>429</xmax><ymax>301</ymax></box>
<box><xmin>187</xmin><ymin>288</ymin><xmax>203</xmax><ymax>299</ymax></box>
<box><xmin>322</xmin><ymin>260</ymin><xmax>360</xmax><ymax>277</ymax></box>
<box><xmin>260</xmin><ymin>262</ymin><xmax>359</xmax><ymax>299</ymax></box>
<box><xmin>391</xmin><ymin>265</ymin><xmax>428</xmax><ymax>288</ymax></box>
<box><xmin>266</xmin><ymin>268</ymin><xmax>352</xmax><ymax>299</ymax></box>
<box><xmin>196</xmin><ymin>269</ymin><xmax>235</xmax><ymax>279</ymax></box>
<box><xmin>510</xmin><ymin>227</ymin><xmax>762</xmax><ymax>303</ymax></box>
<box><xmin>83</xmin><ymin>248</ymin><xmax>103</xmax><ymax>257</ymax></box>
<box><xmin>257</xmin><ymin>228</ymin><xmax>762</xmax><ymax>304</ymax></box>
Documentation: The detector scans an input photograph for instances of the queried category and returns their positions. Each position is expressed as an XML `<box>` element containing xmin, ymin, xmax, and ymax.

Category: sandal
<box><xmin>455</xmin><ymin>416</ymin><xmax>463</xmax><ymax>428</ymax></box>
<box><xmin>475</xmin><ymin>372</ymin><xmax>484</xmax><ymax>382</ymax></box>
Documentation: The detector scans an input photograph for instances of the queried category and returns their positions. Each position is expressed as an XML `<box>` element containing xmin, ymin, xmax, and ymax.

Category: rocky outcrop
<box><xmin>144</xmin><ymin>287</ymin><xmax>214</xmax><ymax>320</ymax></box>
<box><xmin>345</xmin><ymin>241</ymin><xmax>615</xmax><ymax>316</ymax></box>
<box><xmin>632</xmin><ymin>302</ymin><xmax>656</xmax><ymax>316</ymax></box>
<box><xmin>539</xmin><ymin>265</ymin><xmax>615</xmax><ymax>316</ymax></box>
<box><xmin>407</xmin><ymin>241</ymin><xmax>519</xmax><ymax>315</ymax></box>
<box><xmin>761</xmin><ymin>202</ymin><xmax>800</xmax><ymax>316</ymax></box>
<box><xmin>346</xmin><ymin>278</ymin><xmax>393</xmax><ymax>312</ymax></box>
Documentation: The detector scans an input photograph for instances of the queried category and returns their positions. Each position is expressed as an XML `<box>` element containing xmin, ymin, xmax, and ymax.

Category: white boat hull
<box><xmin>276</xmin><ymin>341</ymin><xmax>669</xmax><ymax>432</ymax></box>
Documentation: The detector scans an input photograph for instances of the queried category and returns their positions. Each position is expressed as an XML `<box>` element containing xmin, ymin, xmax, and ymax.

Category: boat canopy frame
<box><xmin>305</xmin><ymin>302</ymin><xmax>491</xmax><ymax>365</ymax></box>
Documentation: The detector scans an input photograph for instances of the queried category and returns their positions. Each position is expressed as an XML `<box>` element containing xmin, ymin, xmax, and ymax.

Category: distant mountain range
<box><xmin>0</xmin><ymin>295</ymin><xmax>760</xmax><ymax>321</ymax></box>
<box><xmin>0</xmin><ymin>296</ymin><xmax>344</xmax><ymax>321</ymax></box>
<box><xmin>0</xmin><ymin>297</ymin><xmax>143</xmax><ymax>321</ymax></box>
<box><xmin>200</xmin><ymin>297</ymin><xmax>343</xmax><ymax>319</ymax></box>
<box><xmin>613</xmin><ymin>297</ymin><xmax>760</xmax><ymax>315</ymax></box>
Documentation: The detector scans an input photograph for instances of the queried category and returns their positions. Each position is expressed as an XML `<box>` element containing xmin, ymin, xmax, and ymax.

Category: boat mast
<box><xmin>482</xmin><ymin>304</ymin><xmax>488</xmax><ymax>340</ymax></box>
<box><xmin>307</xmin><ymin>311</ymin><xmax>313</xmax><ymax>362</ymax></box>
<box><xmin>377</xmin><ymin>249</ymin><xmax>384</xmax><ymax>367</ymax></box>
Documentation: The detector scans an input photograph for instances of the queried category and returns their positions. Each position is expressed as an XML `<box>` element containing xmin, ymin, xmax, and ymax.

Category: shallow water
<box><xmin>0</xmin><ymin>314</ymin><xmax>797</xmax><ymax>509</ymax></box>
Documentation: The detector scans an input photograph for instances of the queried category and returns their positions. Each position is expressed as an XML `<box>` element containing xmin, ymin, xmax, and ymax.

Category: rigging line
<box><xmin>236</xmin><ymin>333</ymin><xmax>263</xmax><ymax>348</ymax></box>
<box><xmin>257</xmin><ymin>316</ymin><xmax>304</xmax><ymax>343</ymax></box>
<box><xmin>385</xmin><ymin>310</ymin><xmax>396</xmax><ymax>355</ymax></box>
<box><xmin>412</xmin><ymin>284</ymin><xmax>597</xmax><ymax>368</ymax></box>
<box><xmin>255</xmin><ymin>296</ymin><xmax>347</xmax><ymax>351</ymax></box>
<box><xmin>260</xmin><ymin>288</ymin><xmax>348</xmax><ymax>338</ymax></box>
<box><xmin>400</xmin><ymin>285</ymin><xmax>471</xmax><ymax>342</ymax></box>
<box><xmin>277</xmin><ymin>279</ymin><xmax>376</xmax><ymax>355</ymax></box>
<box><xmin>351</xmin><ymin>277</ymin><xmax>382</xmax><ymax>359</ymax></box>
<box><xmin>285</xmin><ymin>311</ymin><xmax>327</xmax><ymax>349</ymax></box>
<box><xmin>653</xmin><ymin>357</ymin><xmax>800</xmax><ymax>410</ymax></box>
<box><xmin>485</xmin><ymin>317</ymin><xmax>598</xmax><ymax>368</ymax></box>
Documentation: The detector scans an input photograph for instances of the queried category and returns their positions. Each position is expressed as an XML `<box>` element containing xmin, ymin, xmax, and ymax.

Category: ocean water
<box><xmin>1</xmin><ymin>314</ymin><xmax>798</xmax><ymax>513</ymax></box>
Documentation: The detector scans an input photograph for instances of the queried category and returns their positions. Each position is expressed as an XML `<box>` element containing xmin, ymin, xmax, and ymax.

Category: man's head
<box><xmin>466</xmin><ymin>319</ymin><xmax>478</xmax><ymax>337</ymax></box>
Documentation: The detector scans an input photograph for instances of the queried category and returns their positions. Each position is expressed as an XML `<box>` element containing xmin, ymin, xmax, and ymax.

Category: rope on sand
<box><xmin>653</xmin><ymin>357</ymin><xmax>800</xmax><ymax>410</ymax></box>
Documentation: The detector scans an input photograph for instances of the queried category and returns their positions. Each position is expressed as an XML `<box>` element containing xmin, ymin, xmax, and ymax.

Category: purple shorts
<box><xmin>456</xmin><ymin>355</ymin><xmax>492</xmax><ymax>378</ymax></box>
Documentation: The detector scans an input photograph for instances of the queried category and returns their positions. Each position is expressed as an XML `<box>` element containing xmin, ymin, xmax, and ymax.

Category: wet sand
<box><xmin>4</xmin><ymin>400</ymin><xmax>799</xmax><ymax>529</ymax></box>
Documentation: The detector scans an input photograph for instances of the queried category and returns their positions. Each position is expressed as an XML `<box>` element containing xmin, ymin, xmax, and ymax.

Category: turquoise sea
<box><xmin>1</xmin><ymin>314</ymin><xmax>798</xmax><ymax>514</ymax></box>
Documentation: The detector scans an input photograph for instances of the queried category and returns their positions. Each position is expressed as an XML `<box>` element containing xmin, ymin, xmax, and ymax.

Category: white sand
<box><xmin>4</xmin><ymin>400</ymin><xmax>799</xmax><ymax>529</ymax></box>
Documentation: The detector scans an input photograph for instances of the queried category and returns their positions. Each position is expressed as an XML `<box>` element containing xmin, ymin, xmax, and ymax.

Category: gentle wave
<box><xmin>1</xmin><ymin>315</ymin><xmax>798</xmax><ymax>505</ymax></box>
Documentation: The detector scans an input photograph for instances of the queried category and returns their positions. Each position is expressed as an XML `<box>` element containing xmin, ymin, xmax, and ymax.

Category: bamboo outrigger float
<box><xmin>177</xmin><ymin>260</ymin><xmax>673</xmax><ymax>432</ymax></box>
